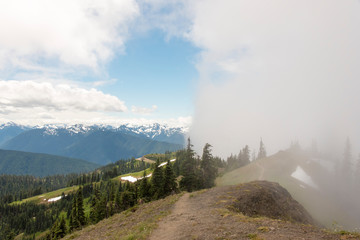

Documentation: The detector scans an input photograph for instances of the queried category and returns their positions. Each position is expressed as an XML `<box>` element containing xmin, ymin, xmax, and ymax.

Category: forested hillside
<box><xmin>0</xmin><ymin>149</ymin><xmax>99</xmax><ymax>177</ymax></box>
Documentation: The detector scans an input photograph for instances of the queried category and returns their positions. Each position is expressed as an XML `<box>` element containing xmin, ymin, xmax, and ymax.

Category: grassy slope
<box><xmin>63</xmin><ymin>194</ymin><xmax>182</xmax><ymax>240</ymax></box>
<box><xmin>11</xmin><ymin>186</ymin><xmax>79</xmax><ymax>205</ymax></box>
<box><xmin>217</xmin><ymin>151</ymin><xmax>358</xmax><ymax>229</ymax></box>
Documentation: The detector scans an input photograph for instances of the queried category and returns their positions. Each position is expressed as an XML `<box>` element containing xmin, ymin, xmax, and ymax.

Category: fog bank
<box><xmin>188</xmin><ymin>0</ymin><xmax>360</xmax><ymax>158</ymax></box>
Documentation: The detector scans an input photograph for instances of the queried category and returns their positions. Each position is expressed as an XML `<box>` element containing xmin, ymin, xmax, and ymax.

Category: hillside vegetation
<box><xmin>217</xmin><ymin>150</ymin><xmax>360</xmax><ymax>230</ymax></box>
<box><xmin>0</xmin><ymin>149</ymin><xmax>99</xmax><ymax>177</ymax></box>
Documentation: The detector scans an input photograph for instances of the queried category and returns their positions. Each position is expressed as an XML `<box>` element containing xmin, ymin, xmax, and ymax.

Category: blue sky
<box><xmin>104</xmin><ymin>29</ymin><xmax>199</xmax><ymax>119</ymax></box>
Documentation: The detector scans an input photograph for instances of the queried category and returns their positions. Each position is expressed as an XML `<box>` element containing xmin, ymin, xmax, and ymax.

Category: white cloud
<box><xmin>131</xmin><ymin>105</ymin><xmax>158</xmax><ymax>114</ymax></box>
<box><xmin>0</xmin><ymin>80</ymin><xmax>127</xmax><ymax>113</ymax></box>
<box><xmin>0</xmin><ymin>0</ymin><xmax>139</xmax><ymax>71</ymax></box>
<box><xmin>92</xmin><ymin>78</ymin><xmax>118</xmax><ymax>87</ymax></box>
<box><xmin>179</xmin><ymin>0</ymin><xmax>360</xmax><ymax>156</ymax></box>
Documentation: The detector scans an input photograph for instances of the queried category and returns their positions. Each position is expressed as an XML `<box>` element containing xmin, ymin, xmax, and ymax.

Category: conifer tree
<box><xmin>239</xmin><ymin>145</ymin><xmax>250</xmax><ymax>166</ymax></box>
<box><xmin>120</xmin><ymin>190</ymin><xmax>135</xmax><ymax>210</ymax></box>
<box><xmin>69</xmin><ymin>195</ymin><xmax>79</xmax><ymax>231</ymax></box>
<box><xmin>76</xmin><ymin>186</ymin><xmax>86</xmax><ymax>226</ymax></box>
<box><xmin>54</xmin><ymin>216</ymin><xmax>67</xmax><ymax>239</ymax></box>
<box><xmin>96</xmin><ymin>195</ymin><xmax>107</xmax><ymax>221</ymax></box>
<box><xmin>257</xmin><ymin>138</ymin><xmax>267</xmax><ymax>159</ymax></box>
<box><xmin>89</xmin><ymin>195</ymin><xmax>98</xmax><ymax>224</ymax></box>
<box><xmin>139</xmin><ymin>170</ymin><xmax>150</xmax><ymax>201</ymax></box>
<box><xmin>180</xmin><ymin>138</ymin><xmax>198</xmax><ymax>192</ymax></box>
<box><xmin>151</xmin><ymin>159</ymin><xmax>164</xmax><ymax>199</ymax></box>
<box><xmin>201</xmin><ymin>143</ymin><xmax>217</xmax><ymax>189</ymax></box>
<box><xmin>163</xmin><ymin>160</ymin><xmax>177</xmax><ymax>195</ymax></box>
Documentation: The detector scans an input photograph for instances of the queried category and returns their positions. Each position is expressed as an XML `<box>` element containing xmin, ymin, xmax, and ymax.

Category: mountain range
<box><xmin>0</xmin><ymin>122</ymin><xmax>186</xmax><ymax>165</ymax></box>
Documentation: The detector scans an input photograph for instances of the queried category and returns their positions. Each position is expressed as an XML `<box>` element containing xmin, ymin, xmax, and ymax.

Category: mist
<box><xmin>187</xmin><ymin>0</ymin><xmax>360</xmax><ymax>159</ymax></box>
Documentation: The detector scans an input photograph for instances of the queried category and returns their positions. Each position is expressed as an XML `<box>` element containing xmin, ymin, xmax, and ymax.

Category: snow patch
<box><xmin>47</xmin><ymin>196</ymin><xmax>62</xmax><ymax>202</ymax></box>
<box><xmin>121</xmin><ymin>159</ymin><xmax>176</xmax><ymax>182</ymax></box>
<box><xmin>291</xmin><ymin>166</ymin><xmax>318</xmax><ymax>189</ymax></box>
<box><xmin>121</xmin><ymin>176</ymin><xmax>138</xmax><ymax>183</ymax></box>
<box><xmin>158</xmin><ymin>159</ymin><xmax>176</xmax><ymax>167</ymax></box>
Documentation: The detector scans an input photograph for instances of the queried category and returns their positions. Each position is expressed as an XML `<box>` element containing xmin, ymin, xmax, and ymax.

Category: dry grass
<box><xmin>63</xmin><ymin>193</ymin><xmax>183</xmax><ymax>240</ymax></box>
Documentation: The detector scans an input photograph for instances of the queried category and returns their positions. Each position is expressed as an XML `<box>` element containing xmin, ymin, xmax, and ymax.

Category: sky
<box><xmin>0</xmin><ymin>0</ymin><xmax>197</xmax><ymax>127</ymax></box>
<box><xmin>1</xmin><ymin>0</ymin><xmax>360</xmax><ymax>157</ymax></box>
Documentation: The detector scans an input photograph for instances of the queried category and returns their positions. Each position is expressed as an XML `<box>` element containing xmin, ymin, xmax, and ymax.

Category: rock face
<box><xmin>230</xmin><ymin>180</ymin><xmax>316</xmax><ymax>225</ymax></box>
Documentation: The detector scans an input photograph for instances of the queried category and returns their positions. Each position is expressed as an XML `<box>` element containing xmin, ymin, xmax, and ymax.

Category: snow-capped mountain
<box><xmin>0</xmin><ymin>122</ymin><xmax>186</xmax><ymax>165</ymax></box>
<box><xmin>31</xmin><ymin>123</ymin><xmax>186</xmax><ymax>145</ymax></box>
<box><xmin>0</xmin><ymin>122</ymin><xmax>30</xmax><ymax>145</ymax></box>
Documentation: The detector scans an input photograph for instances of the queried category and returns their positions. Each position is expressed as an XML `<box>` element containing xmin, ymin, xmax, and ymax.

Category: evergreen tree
<box><xmin>89</xmin><ymin>196</ymin><xmax>98</xmax><ymax>224</ymax></box>
<box><xmin>69</xmin><ymin>195</ymin><xmax>79</xmax><ymax>231</ymax></box>
<box><xmin>180</xmin><ymin>138</ymin><xmax>198</xmax><ymax>192</ymax></box>
<box><xmin>150</xmin><ymin>159</ymin><xmax>164</xmax><ymax>199</ymax></box>
<box><xmin>139</xmin><ymin>170</ymin><xmax>150</xmax><ymax>201</ymax></box>
<box><xmin>163</xmin><ymin>160</ymin><xmax>177</xmax><ymax>195</ymax></box>
<box><xmin>96</xmin><ymin>195</ymin><xmax>107</xmax><ymax>221</ymax></box>
<box><xmin>76</xmin><ymin>187</ymin><xmax>86</xmax><ymax>226</ymax></box>
<box><xmin>114</xmin><ymin>188</ymin><xmax>122</xmax><ymax>212</ymax></box>
<box><xmin>120</xmin><ymin>190</ymin><xmax>135</xmax><ymax>210</ymax></box>
<box><xmin>54</xmin><ymin>216</ymin><xmax>67</xmax><ymax>239</ymax></box>
<box><xmin>239</xmin><ymin>145</ymin><xmax>251</xmax><ymax>166</ymax></box>
<box><xmin>201</xmin><ymin>143</ymin><xmax>217</xmax><ymax>189</ymax></box>
<box><xmin>257</xmin><ymin>138</ymin><xmax>267</xmax><ymax>159</ymax></box>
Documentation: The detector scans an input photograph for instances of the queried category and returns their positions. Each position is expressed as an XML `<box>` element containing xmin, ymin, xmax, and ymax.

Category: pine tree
<box><xmin>76</xmin><ymin>186</ymin><xmax>86</xmax><ymax>226</ymax></box>
<box><xmin>239</xmin><ymin>145</ymin><xmax>250</xmax><ymax>166</ymax></box>
<box><xmin>139</xmin><ymin>170</ymin><xmax>150</xmax><ymax>201</ymax></box>
<box><xmin>180</xmin><ymin>138</ymin><xmax>198</xmax><ymax>192</ymax></box>
<box><xmin>89</xmin><ymin>195</ymin><xmax>98</xmax><ymax>224</ymax></box>
<box><xmin>54</xmin><ymin>216</ymin><xmax>67</xmax><ymax>239</ymax></box>
<box><xmin>201</xmin><ymin>143</ymin><xmax>217</xmax><ymax>189</ymax></box>
<box><xmin>151</xmin><ymin>159</ymin><xmax>164</xmax><ymax>199</ymax></box>
<box><xmin>69</xmin><ymin>195</ymin><xmax>79</xmax><ymax>231</ymax></box>
<box><xmin>163</xmin><ymin>160</ymin><xmax>177</xmax><ymax>195</ymax></box>
<box><xmin>257</xmin><ymin>138</ymin><xmax>267</xmax><ymax>159</ymax></box>
<box><xmin>120</xmin><ymin>190</ymin><xmax>135</xmax><ymax>210</ymax></box>
<box><xmin>96</xmin><ymin>195</ymin><xmax>107</xmax><ymax>221</ymax></box>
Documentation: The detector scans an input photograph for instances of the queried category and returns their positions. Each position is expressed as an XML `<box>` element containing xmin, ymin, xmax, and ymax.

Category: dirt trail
<box><xmin>148</xmin><ymin>193</ymin><xmax>192</xmax><ymax>240</ymax></box>
<box><xmin>148</xmin><ymin>186</ymin><xmax>342</xmax><ymax>240</ymax></box>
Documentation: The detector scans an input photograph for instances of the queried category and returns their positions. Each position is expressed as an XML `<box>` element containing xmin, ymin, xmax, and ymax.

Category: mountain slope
<box><xmin>63</xmin><ymin>184</ymin><xmax>350</xmax><ymax>240</ymax></box>
<box><xmin>0</xmin><ymin>122</ymin><xmax>29</xmax><ymax>145</ymax></box>
<box><xmin>0</xmin><ymin>149</ymin><xmax>99</xmax><ymax>177</ymax></box>
<box><xmin>1</xmin><ymin>124</ymin><xmax>183</xmax><ymax>165</ymax></box>
<box><xmin>217</xmin><ymin>150</ymin><xmax>360</xmax><ymax>230</ymax></box>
